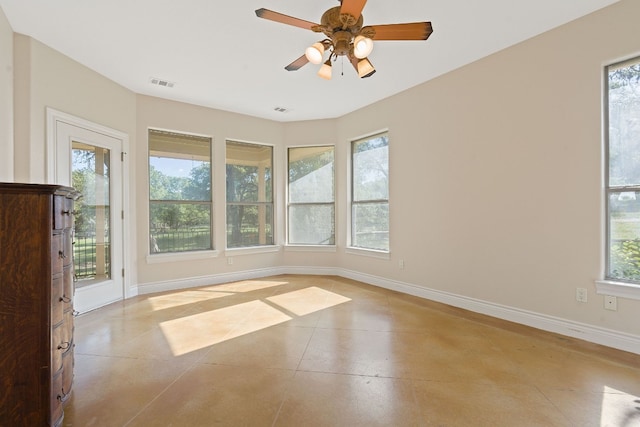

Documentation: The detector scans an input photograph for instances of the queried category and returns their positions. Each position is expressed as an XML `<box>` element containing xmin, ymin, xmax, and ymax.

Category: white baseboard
<box><xmin>135</xmin><ymin>267</ymin><xmax>640</xmax><ymax>355</ymax></box>
<box><xmin>137</xmin><ymin>267</ymin><xmax>284</xmax><ymax>294</ymax></box>
<box><xmin>340</xmin><ymin>269</ymin><xmax>640</xmax><ymax>356</ymax></box>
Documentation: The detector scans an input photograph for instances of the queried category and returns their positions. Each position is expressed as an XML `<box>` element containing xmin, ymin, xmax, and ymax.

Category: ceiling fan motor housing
<box><xmin>314</xmin><ymin>6</ymin><xmax>371</xmax><ymax>58</ymax></box>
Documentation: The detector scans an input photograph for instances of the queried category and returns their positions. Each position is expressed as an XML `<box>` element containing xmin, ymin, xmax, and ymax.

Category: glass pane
<box><xmin>72</xmin><ymin>142</ymin><xmax>111</xmax><ymax>283</ymax></box>
<box><xmin>226</xmin><ymin>164</ymin><xmax>260</xmax><ymax>203</ymax></box>
<box><xmin>289</xmin><ymin>205</ymin><xmax>335</xmax><ymax>245</ymax></box>
<box><xmin>226</xmin><ymin>141</ymin><xmax>273</xmax><ymax>203</ymax></box>
<box><xmin>608</xmin><ymin>191</ymin><xmax>640</xmax><ymax>281</ymax></box>
<box><xmin>226</xmin><ymin>204</ymin><xmax>273</xmax><ymax>248</ymax></box>
<box><xmin>148</xmin><ymin>130</ymin><xmax>211</xmax><ymax>202</ymax></box>
<box><xmin>150</xmin><ymin>202</ymin><xmax>211</xmax><ymax>253</ymax></box>
<box><xmin>608</xmin><ymin>61</ymin><xmax>640</xmax><ymax>186</ymax></box>
<box><xmin>288</xmin><ymin>146</ymin><xmax>334</xmax><ymax>203</ymax></box>
<box><xmin>148</xmin><ymin>130</ymin><xmax>212</xmax><ymax>254</ymax></box>
<box><xmin>226</xmin><ymin>141</ymin><xmax>274</xmax><ymax>248</ymax></box>
<box><xmin>352</xmin><ymin>202</ymin><xmax>389</xmax><ymax>251</ymax></box>
<box><xmin>353</xmin><ymin>135</ymin><xmax>389</xmax><ymax>202</ymax></box>
<box><xmin>149</xmin><ymin>157</ymin><xmax>211</xmax><ymax>201</ymax></box>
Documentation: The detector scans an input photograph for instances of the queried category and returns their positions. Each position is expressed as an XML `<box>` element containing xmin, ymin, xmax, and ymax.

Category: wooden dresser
<box><xmin>0</xmin><ymin>183</ymin><xmax>78</xmax><ymax>426</ymax></box>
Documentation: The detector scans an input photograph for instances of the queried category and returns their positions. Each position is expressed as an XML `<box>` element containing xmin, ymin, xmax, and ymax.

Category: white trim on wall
<box><xmin>595</xmin><ymin>280</ymin><xmax>640</xmax><ymax>300</ymax></box>
<box><xmin>136</xmin><ymin>267</ymin><xmax>640</xmax><ymax>355</ymax></box>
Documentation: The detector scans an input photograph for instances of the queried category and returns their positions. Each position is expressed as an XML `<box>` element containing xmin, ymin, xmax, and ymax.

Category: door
<box><xmin>51</xmin><ymin>117</ymin><xmax>125</xmax><ymax>313</ymax></box>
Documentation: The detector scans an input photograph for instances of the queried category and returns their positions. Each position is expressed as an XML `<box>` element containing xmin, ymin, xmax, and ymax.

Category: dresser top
<box><xmin>0</xmin><ymin>182</ymin><xmax>77</xmax><ymax>197</ymax></box>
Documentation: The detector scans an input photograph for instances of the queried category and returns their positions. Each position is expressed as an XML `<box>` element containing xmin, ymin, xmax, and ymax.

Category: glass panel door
<box><xmin>72</xmin><ymin>142</ymin><xmax>111</xmax><ymax>286</ymax></box>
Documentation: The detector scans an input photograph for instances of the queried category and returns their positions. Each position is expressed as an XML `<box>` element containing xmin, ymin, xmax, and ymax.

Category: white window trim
<box><xmin>345</xmin><ymin>246</ymin><xmax>390</xmax><ymax>259</ymax></box>
<box><xmin>595</xmin><ymin>280</ymin><xmax>640</xmax><ymax>301</ymax></box>
<box><xmin>225</xmin><ymin>245</ymin><xmax>281</xmax><ymax>256</ymax></box>
<box><xmin>285</xmin><ymin>245</ymin><xmax>337</xmax><ymax>253</ymax></box>
<box><xmin>146</xmin><ymin>250</ymin><xmax>219</xmax><ymax>264</ymax></box>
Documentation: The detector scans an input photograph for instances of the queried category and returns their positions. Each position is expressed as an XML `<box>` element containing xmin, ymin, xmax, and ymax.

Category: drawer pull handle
<box><xmin>57</xmin><ymin>388</ymin><xmax>70</xmax><ymax>403</ymax></box>
<box><xmin>58</xmin><ymin>250</ymin><xmax>66</xmax><ymax>259</ymax></box>
<box><xmin>58</xmin><ymin>341</ymin><xmax>71</xmax><ymax>350</ymax></box>
<box><xmin>60</xmin><ymin>295</ymin><xmax>71</xmax><ymax>303</ymax></box>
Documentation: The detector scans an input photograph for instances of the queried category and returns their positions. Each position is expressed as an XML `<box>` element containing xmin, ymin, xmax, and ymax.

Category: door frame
<box><xmin>46</xmin><ymin>108</ymin><xmax>133</xmax><ymax>310</ymax></box>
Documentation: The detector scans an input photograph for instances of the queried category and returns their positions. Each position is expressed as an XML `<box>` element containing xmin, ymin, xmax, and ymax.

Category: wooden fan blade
<box><xmin>285</xmin><ymin>55</ymin><xmax>310</xmax><ymax>71</ymax></box>
<box><xmin>349</xmin><ymin>56</ymin><xmax>359</xmax><ymax>71</ymax></box>
<box><xmin>255</xmin><ymin>8</ymin><xmax>318</xmax><ymax>31</ymax></box>
<box><xmin>340</xmin><ymin>0</ymin><xmax>368</xmax><ymax>20</ymax></box>
<box><xmin>370</xmin><ymin>22</ymin><xmax>433</xmax><ymax>41</ymax></box>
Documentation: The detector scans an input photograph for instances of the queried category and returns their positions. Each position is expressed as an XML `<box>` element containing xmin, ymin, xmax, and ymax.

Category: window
<box><xmin>351</xmin><ymin>132</ymin><xmax>389</xmax><ymax>251</ymax></box>
<box><xmin>148</xmin><ymin>129</ymin><xmax>212</xmax><ymax>254</ymax></box>
<box><xmin>288</xmin><ymin>146</ymin><xmax>335</xmax><ymax>245</ymax></box>
<box><xmin>605</xmin><ymin>58</ymin><xmax>640</xmax><ymax>283</ymax></box>
<box><xmin>226</xmin><ymin>141</ymin><xmax>274</xmax><ymax>248</ymax></box>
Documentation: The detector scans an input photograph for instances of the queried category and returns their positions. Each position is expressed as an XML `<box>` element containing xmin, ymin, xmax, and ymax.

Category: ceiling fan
<box><xmin>255</xmin><ymin>0</ymin><xmax>433</xmax><ymax>79</ymax></box>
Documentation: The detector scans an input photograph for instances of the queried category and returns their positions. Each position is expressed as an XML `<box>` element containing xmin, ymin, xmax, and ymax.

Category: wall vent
<box><xmin>150</xmin><ymin>77</ymin><xmax>175</xmax><ymax>88</ymax></box>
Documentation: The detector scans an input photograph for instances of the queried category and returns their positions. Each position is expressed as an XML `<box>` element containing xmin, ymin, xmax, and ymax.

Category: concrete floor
<box><xmin>64</xmin><ymin>275</ymin><xmax>640</xmax><ymax>426</ymax></box>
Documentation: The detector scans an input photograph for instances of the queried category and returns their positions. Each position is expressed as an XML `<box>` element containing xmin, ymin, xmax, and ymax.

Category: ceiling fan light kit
<box><xmin>353</xmin><ymin>35</ymin><xmax>373</xmax><ymax>59</ymax></box>
<box><xmin>318</xmin><ymin>59</ymin><xmax>333</xmax><ymax>80</ymax></box>
<box><xmin>357</xmin><ymin>57</ymin><xmax>375</xmax><ymax>78</ymax></box>
<box><xmin>255</xmin><ymin>0</ymin><xmax>433</xmax><ymax>79</ymax></box>
<box><xmin>305</xmin><ymin>42</ymin><xmax>326</xmax><ymax>64</ymax></box>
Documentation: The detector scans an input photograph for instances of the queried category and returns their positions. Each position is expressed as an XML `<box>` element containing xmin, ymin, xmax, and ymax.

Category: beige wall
<box><xmin>3</xmin><ymin>0</ymin><xmax>639</xmax><ymax>344</ymax></box>
<box><xmin>12</xmin><ymin>35</ymin><xmax>136</xmax><ymax>184</ymax></box>
<box><xmin>336</xmin><ymin>0</ymin><xmax>640</xmax><ymax>335</ymax></box>
<box><xmin>0</xmin><ymin>6</ymin><xmax>12</xmax><ymax>181</ymax></box>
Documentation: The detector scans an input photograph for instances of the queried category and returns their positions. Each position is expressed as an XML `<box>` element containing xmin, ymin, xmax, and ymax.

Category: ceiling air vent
<box><xmin>149</xmin><ymin>77</ymin><xmax>175</xmax><ymax>88</ymax></box>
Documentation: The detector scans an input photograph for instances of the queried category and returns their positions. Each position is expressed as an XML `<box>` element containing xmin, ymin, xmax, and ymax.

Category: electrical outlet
<box><xmin>227</xmin><ymin>257</ymin><xmax>233</xmax><ymax>265</ymax></box>
<box><xmin>399</xmin><ymin>259</ymin><xmax>405</xmax><ymax>269</ymax></box>
<box><xmin>576</xmin><ymin>288</ymin><xmax>588</xmax><ymax>303</ymax></box>
<box><xmin>604</xmin><ymin>295</ymin><xmax>617</xmax><ymax>311</ymax></box>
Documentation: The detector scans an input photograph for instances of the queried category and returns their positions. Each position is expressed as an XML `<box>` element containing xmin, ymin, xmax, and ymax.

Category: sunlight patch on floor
<box><xmin>267</xmin><ymin>287</ymin><xmax>351</xmax><ymax>316</ymax></box>
<box><xmin>147</xmin><ymin>290</ymin><xmax>235</xmax><ymax>311</ymax></box>
<box><xmin>600</xmin><ymin>386</ymin><xmax>640</xmax><ymax>426</ymax></box>
<box><xmin>160</xmin><ymin>300</ymin><xmax>292</xmax><ymax>356</ymax></box>
<box><xmin>159</xmin><ymin>286</ymin><xmax>351</xmax><ymax>356</ymax></box>
<box><xmin>201</xmin><ymin>280</ymin><xmax>289</xmax><ymax>293</ymax></box>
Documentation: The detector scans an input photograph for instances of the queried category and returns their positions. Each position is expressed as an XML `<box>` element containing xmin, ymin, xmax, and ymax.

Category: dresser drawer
<box><xmin>52</xmin><ymin>325</ymin><xmax>65</xmax><ymax>373</ymax></box>
<box><xmin>63</xmin><ymin>265</ymin><xmax>73</xmax><ymax>309</ymax></box>
<box><xmin>53</xmin><ymin>196</ymin><xmax>74</xmax><ymax>230</ymax></box>
<box><xmin>52</xmin><ymin>275</ymin><xmax>64</xmax><ymax>326</ymax></box>
<box><xmin>51</xmin><ymin>370</ymin><xmax>64</xmax><ymax>426</ymax></box>
<box><xmin>61</xmin><ymin>309</ymin><xmax>74</xmax><ymax>345</ymax></box>
<box><xmin>51</xmin><ymin>234</ymin><xmax>65</xmax><ymax>275</ymax></box>
<box><xmin>62</xmin><ymin>346</ymin><xmax>74</xmax><ymax>397</ymax></box>
<box><xmin>63</xmin><ymin>229</ymin><xmax>73</xmax><ymax>268</ymax></box>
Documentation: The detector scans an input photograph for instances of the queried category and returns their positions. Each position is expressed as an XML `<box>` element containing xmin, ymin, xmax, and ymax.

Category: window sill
<box><xmin>595</xmin><ymin>280</ymin><xmax>640</xmax><ymax>301</ymax></box>
<box><xmin>285</xmin><ymin>245</ymin><xmax>337</xmax><ymax>253</ymax></box>
<box><xmin>146</xmin><ymin>250</ymin><xmax>219</xmax><ymax>264</ymax></box>
<box><xmin>345</xmin><ymin>247</ymin><xmax>390</xmax><ymax>260</ymax></box>
<box><xmin>225</xmin><ymin>245</ymin><xmax>281</xmax><ymax>257</ymax></box>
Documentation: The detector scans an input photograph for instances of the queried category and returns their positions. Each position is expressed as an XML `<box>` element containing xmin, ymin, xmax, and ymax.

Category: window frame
<box><xmin>286</xmin><ymin>145</ymin><xmax>336</xmax><ymax>247</ymax></box>
<box><xmin>348</xmin><ymin>131</ymin><xmax>390</xmax><ymax>254</ymax></box>
<box><xmin>147</xmin><ymin>128</ymin><xmax>214</xmax><ymax>257</ymax></box>
<box><xmin>225</xmin><ymin>139</ymin><xmax>275</xmax><ymax>249</ymax></box>
<box><xmin>596</xmin><ymin>57</ymin><xmax>640</xmax><ymax>300</ymax></box>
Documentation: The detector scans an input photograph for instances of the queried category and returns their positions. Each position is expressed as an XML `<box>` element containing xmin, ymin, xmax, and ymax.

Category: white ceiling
<box><xmin>0</xmin><ymin>0</ymin><xmax>620</xmax><ymax>122</ymax></box>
